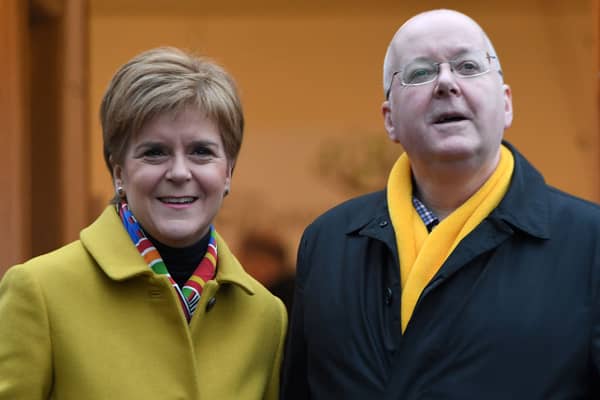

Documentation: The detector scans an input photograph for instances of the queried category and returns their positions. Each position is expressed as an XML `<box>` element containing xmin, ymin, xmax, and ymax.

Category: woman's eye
<box><xmin>142</xmin><ymin>148</ymin><xmax>166</xmax><ymax>158</ymax></box>
<box><xmin>191</xmin><ymin>146</ymin><xmax>214</xmax><ymax>157</ymax></box>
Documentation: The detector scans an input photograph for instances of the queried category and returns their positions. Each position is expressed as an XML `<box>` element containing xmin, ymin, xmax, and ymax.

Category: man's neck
<box><xmin>411</xmin><ymin>152</ymin><xmax>500</xmax><ymax>220</ymax></box>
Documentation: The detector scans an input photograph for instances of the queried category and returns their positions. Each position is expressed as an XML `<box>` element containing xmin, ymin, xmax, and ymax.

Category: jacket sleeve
<box><xmin>0</xmin><ymin>265</ymin><xmax>53</xmax><ymax>399</ymax></box>
<box><xmin>593</xmin><ymin>276</ymin><xmax>600</xmax><ymax>385</ymax></box>
<box><xmin>280</xmin><ymin>232</ymin><xmax>310</xmax><ymax>400</ymax></box>
<box><xmin>263</xmin><ymin>297</ymin><xmax>288</xmax><ymax>400</ymax></box>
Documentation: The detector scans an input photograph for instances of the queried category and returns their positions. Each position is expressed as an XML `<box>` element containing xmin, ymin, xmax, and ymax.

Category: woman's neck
<box><xmin>145</xmin><ymin>230</ymin><xmax>211</xmax><ymax>287</ymax></box>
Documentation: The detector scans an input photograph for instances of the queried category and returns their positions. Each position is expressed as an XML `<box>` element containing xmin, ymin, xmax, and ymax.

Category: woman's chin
<box><xmin>150</xmin><ymin>225</ymin><xmax>209</xmax><ymax>248</ymax></box>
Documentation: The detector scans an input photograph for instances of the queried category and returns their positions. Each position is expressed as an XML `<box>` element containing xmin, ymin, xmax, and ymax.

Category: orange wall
<box><xmin>89</xmin><ymin>1</ymin><xmax>598</xmax><ymax>259</ymax></box>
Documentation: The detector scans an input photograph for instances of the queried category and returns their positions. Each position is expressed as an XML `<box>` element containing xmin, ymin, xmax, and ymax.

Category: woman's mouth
<box><xmin>158</xmin><ymin>196</ymin><xmax>197</xmax><ymax>205</ymax></box>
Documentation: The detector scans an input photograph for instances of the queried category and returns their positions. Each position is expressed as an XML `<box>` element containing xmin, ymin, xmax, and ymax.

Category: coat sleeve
<box><xmin>593</xmin><ymin>277</ymin><xmax>600</xmax><ymax>384</ymax></box>
<box><xmin>263</xmin><ymin>297</ymin><xmax>288</xmax><ymax>400</ymax></box>
<box><xmin>280</xmin><ymin>232</ymin><xmax>310</xmax><ymax>400</ymax></box>
<box><xmin>0</xmin><ymin>265</ymin><xmax>53</xmax><ymax>399</ymax></box>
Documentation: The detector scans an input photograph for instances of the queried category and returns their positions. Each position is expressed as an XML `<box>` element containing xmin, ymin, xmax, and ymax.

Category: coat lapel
<box><xmin>80</xmin><ymin>206</ymin><xmax>151</xmax><ymax>281</ymax></box>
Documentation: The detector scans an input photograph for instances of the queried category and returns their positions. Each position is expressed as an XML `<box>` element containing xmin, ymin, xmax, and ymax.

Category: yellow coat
<box><xmin>0</xmin><ymin>207</ymin><xmax>287</xmax><ymax>399</ymax></box>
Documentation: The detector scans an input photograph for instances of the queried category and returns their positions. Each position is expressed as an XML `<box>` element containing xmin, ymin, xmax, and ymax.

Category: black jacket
<box><xmin>281</xmin><ymin>144</ymin><xmax>600</xmax><ymax>399</ymax></box>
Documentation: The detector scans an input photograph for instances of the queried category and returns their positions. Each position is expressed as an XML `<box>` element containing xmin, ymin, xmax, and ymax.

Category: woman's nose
<box><xmin>166</xmin><ymin>154</ymin><xmax>192</xmax><ymax>181</ymax></box>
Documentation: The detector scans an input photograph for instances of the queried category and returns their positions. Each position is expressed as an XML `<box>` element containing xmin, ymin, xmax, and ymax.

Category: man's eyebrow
<box><xmin>401</xmin><ymin>55</ymin><xmax>436</xmax><ymax>64</ymax></box>
<box><xmin>404</xmin><ymin>49</ymin><xmax>472</xmax><ymax>63</ymax></box>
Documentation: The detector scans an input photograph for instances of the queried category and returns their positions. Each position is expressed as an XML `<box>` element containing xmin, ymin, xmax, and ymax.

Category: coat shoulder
<box><xmin>546</xmin><ymin>185</ymin><xmax>600</xmax><ymax>229</ymax></box>
<box><xmin>296</xmin><ymin>190</ymin><xmax>388</xmax><ymax>284</ymax></box>
<box><xmin>6</xmin><ymin>240</ymin><xmax>91</xmax><ymax>282</ymax></box>
<box><xmin>244</xmin><ymin>272</ymin><xmax>287</xmax><ymax>315</ymax></box>
<box><xmin>306</xmin><ymin>190</ymin><xmax>386</xmax><ymax>235</ymax></box>
<box><xmin>547</xmin><ymin>186</ymin><xmax>600</xmax><ymax>213</ymax></box>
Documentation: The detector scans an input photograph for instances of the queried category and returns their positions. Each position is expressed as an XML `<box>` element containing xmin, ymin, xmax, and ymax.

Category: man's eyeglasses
<box><xmin>385</xmin><ymin>50</ymin><xmax>498</xmax><ymax>99</ymax></box>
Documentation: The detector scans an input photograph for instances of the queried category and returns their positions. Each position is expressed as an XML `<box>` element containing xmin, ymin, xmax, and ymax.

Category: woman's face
<box><xmin>113</xmin><ymin>106</ymin><xmax>231</xmax><ymax>247</ymax></box>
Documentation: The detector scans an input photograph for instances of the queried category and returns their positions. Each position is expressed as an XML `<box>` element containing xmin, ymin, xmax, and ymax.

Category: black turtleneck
<box><xmin>145</xmin><ymin>230</ymin><xmax>211</xmax><ymax>288</ymax></box>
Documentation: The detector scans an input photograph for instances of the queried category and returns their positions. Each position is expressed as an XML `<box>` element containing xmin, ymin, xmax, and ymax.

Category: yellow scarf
<box><xmin>387</xmin><ymin>145</ymin><xmax>514</xmax><ymax>333</ymax></box>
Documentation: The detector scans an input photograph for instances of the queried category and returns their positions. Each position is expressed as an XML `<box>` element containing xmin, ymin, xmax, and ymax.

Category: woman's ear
<box><xmin>112</xmin><ymin>162</ymin><xmax>127</xmax><ymax>199</ymax></box>
<box><xmin>111</xmin><ymin>156</ymin><xmax>121</xmax><ymax>183</ymax></box>
<box><xmin>224</xmin><ymin>162</ymin><xmax>234</xmax><ymax>197</ymax></box>
<box><xmin>111</xmin><ymin>155</ymin><xmax>125</xmax><ymax>189</ymax></box>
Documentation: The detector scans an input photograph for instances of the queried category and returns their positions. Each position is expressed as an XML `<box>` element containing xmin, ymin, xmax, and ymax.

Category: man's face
<box><xmin>383</xmin><ymin>11</ymin><xmax>512</xmax><ymax>173</ymax></box>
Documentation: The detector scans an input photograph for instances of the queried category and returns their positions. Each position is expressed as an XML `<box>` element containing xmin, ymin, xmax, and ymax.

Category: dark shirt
<box><xmin>145</xmin><ymin>231</ymin><xmax>211</xmax><ymax>288</ymax></box>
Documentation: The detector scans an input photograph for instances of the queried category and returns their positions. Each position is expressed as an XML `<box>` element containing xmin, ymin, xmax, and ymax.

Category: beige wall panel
<box><xmin>0</xmin><ymin>0</ymin><xmax>30</xmax><ymax>272</ymax></box>
<box><xmin>61</xmin><ymin>0</ymin><xmax>90</xmax><ymax>244</ymax></box>
<box><xmin>90</xmin><ymin>1</ymin><xmax>598</xmax><ymax>256</ymax></box>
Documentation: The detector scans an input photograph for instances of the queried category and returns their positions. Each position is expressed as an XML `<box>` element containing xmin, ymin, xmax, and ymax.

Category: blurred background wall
<box><xmin>0</xmin><ymin>0</ymin><xmax>598</xmax><ymax>275</ymax></box>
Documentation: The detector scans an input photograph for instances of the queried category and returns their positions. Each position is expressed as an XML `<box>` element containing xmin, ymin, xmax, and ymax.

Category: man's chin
<box><xmin>430</xmin><ymin>143</ymin><xmax>478</xmax><ymax>162</ymax></box>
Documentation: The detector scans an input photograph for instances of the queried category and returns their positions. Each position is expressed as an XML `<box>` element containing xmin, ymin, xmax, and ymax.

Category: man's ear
<box><xmin>503</xmin><ymin>84</ymin><xmax>513</xmax><ymax>129</ymax></box>
<box><xmin>382</xmin><ymin>100</ymin><xmax>400</xmax><ymax>143</ymax></box>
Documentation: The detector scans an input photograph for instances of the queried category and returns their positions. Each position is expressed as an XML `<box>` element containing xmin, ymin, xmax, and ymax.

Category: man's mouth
<box><xmin>158</xmin><ymin>197</ymin><xmax>197</xmax><ymax>204</ymax></box>
<box><xmin>434</xmin><ymin>113</ymin><xmax>468</xmax><ymax>124</ymax></box>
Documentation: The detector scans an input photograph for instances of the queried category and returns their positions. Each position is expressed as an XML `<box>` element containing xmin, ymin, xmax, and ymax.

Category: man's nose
<box><xmin>433</xmin><ymin>63</ymin><xmax>461</xmax><ymax>98</ymax></box>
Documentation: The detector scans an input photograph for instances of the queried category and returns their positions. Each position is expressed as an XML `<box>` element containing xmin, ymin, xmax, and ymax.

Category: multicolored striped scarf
<box><xmin>117</xmin><ymin>202</ymin><xmax>217</xmax><ymax>322</ymax></box>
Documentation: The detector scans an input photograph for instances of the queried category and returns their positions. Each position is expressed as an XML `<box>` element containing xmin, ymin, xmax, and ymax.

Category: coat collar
<box><xmin>345</xmin><ymin>191</ymin><xmax>390</xmax><ymax>235</ymax></box>
<box><xmin>343</xmin><ymin>191</ymin><xmax>399</xmax><ymax>259</ymax></box>
<box><xmin>342</xmin><ymin>141</ymin><xmax>551</xmax><ymax>240</ymax></box>
<box><xmin>491</xmin><ymin>141</ymin><xmax>551</xmax><ymax>240</ymax></box>
<box><xmin>80</xmin><ymin>206</ymin><xmax>256</xmax><ymax>294</ymax></box>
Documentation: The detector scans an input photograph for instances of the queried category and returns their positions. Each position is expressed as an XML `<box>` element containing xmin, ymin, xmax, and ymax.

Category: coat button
<box><xmin>379</xmin><ymin>220</ymin><xmax>389</xmax><ymax>228</ymax></box>
<box><xmin>206</xmin><ymin>297</ymin><xmax>217</xmax><ymax>312</ymax></box>
<box><xmin>385</xmin><ymin>287</ymin><xmax>393</xmax><ymax>305</ymax></box>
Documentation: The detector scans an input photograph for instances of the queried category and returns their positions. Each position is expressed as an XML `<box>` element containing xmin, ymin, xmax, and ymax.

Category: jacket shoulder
<box><xmin>296</xmin><ymin>191</ymin><xmax>388</xmax><ymax>284</ymax></box>
<box><xmin>547</xmin><ymin>186</ymin><xmax>600</xmax><ymax>211</ymax></box>
<box><xmin>7</xmin><ymin>240</ymin><xmax>91</xmax><ymax>280</ymax></box>
<box><xmin>546</xmin><ymin>185</ymin><xmax>600</xmax><ymax>227</ymax></box>
<box><xmin>307</xmin><ymin>190</ymin><xmax>386</xmax><ymax>234</ymax></box>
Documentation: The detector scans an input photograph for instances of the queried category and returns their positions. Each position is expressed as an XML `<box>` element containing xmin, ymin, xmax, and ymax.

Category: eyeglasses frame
<box><xmin>385</xmin><ymin>51</ymin><xmax>501</xmax><ymax>99</ymax></box>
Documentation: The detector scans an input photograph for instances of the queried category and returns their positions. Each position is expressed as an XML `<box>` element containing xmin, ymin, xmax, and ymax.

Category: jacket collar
<box><xmin>80</xmin><ymin>206</ymin><xmax>256</xmax><ymax>294</ymax></box>
<box><xmin>345</xmin><ymin>191</ymin><xmax>390</xmax><ymax>234</ymax></box>
<box><xmin>342</xmin><ymin>141</ymin><xmax>551</xmax><ymax>240</ymax></box>
<box><xmin>343</xmin><ymin>191</ymin><xmax>399</xmax><ymax>259</ymax></box>
<box><xmin>491</xmin><ymin>141</ymin><xmax>551</xmax><ymax>239</ymax></box>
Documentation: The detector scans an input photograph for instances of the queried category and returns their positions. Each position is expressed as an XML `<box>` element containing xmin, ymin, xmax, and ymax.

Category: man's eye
<box><xmin>455</xmin><ymin>60</ymin><xmax>483</xmax><ymax>75</ymax></box>
<box><xmin>406</xmin><ymin>67</ymin><xmax>435</xmax><ymax>84</ymax></box>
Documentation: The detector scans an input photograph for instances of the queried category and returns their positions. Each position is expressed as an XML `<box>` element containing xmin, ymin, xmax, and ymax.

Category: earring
<box><xmin>224</xmin><ymin>188</ymin><xmax>230</xmax><ymax>197</ymax></box>
<box><xmin>116</xmin><ymin>186</ymin><xmax>126</xmax><ymax>198</ymax></box>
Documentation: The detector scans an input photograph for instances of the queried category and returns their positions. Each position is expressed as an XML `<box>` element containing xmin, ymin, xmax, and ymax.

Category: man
<box><xmin>281</xmin><ymin>9</ymin><xmax>600</xmax><ymax>399</ymax></box>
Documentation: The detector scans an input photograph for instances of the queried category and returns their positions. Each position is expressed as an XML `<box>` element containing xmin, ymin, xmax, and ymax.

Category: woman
<box><xmin>0</xmin><ymin>47</ymin><xmax>287</xmax><ymax>399</ymax></box>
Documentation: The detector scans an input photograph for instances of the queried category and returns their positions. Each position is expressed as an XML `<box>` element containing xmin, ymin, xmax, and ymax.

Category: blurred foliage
<box><xmin>317</xmin><ymin>135</ymin><xmax>401</xmax><ymax>194</ymax></box>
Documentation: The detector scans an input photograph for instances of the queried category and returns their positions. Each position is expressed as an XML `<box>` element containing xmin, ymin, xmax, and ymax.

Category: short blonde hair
<box><xmin>100</xmin><ymin>46</ymin><xmax>244</xmax><ymax>182</ymax></box>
